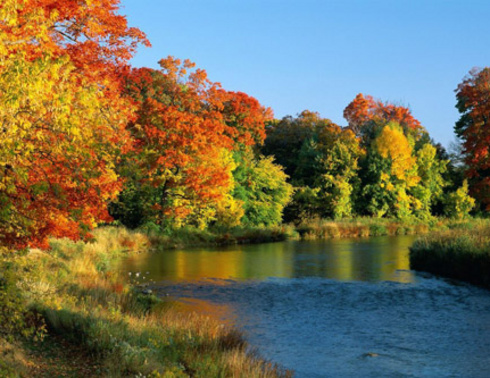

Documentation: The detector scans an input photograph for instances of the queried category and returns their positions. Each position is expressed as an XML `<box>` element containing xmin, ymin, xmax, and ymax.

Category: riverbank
<box><xmin>2</xmin><ymin>218</ymin><xmax>486</xmax><ymax>376</ymax></box>
<box><xmin>137</xmin><ymin>217</ymin><xmax>483</xmax><ymax>251</ymax></box>
<box><xmin>294</xmin><ymin>217</ymin><xmax>487</xmax><ymax>240</ymax></box>
<box><xmin>410</xmin><ymin>220</ymin><xmax>490</xmax><ymax>289</ymax></box>
<box><xmin>144</xmin><ymin>224</ymin><xmax>297</xmax><ymax>250</ymax></box>
<box><xmin>0</xmin><ymin>227</ymin><xmax>291</xmax><ymax>377</ymax></box>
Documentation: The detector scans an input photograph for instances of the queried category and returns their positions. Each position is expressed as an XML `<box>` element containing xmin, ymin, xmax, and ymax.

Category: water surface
<box><xmin>123</xmin><ymin>236</ymin><xmax>415</xmax><ymax>283</ymax></box>
<box><xmin>121</xmin><ymin>236</ymin><xmax>490</xmax><ymax>377</ymax></box>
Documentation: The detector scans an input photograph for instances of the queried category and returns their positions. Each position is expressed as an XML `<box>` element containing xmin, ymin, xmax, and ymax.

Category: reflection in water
<box><xmin>120</xmin><ymin>236</ymin><xmax>490</xmax><ymax>377</ymax></box>
<box><xmin>121</xmin><ymin>236</ymin><xmax>415</xmax><ymax>284</ymax></box>
<box><xmin>170</xmin><ymin>297</ymin><xmax>236</xmax><ymax>327</ymax></box>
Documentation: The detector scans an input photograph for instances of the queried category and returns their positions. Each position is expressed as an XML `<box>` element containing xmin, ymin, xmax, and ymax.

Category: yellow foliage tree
<box><xmin>374</xmin><ymin>123</ymin><xmax>420</xmax><ymax>187</ymax></box>
<box><xmin>363</xmin><ymin>122</ymin><xmax>420</xmax><ymax>218</ymax></box>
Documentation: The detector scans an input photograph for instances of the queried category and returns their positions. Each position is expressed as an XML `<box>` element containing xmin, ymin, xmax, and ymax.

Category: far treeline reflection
<box><xmin>122</xmin><ymin>236</ymin><xmax>415</xmax><ymax>284</ymax></box>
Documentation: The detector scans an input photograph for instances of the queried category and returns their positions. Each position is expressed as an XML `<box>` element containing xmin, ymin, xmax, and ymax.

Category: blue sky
<box><xmin>120</xmin><ymin>0</ymin><xmax>490</xmax><ymax>148</ymax></box>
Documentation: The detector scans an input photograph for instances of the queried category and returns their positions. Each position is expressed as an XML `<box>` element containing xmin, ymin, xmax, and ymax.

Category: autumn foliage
<box><xmin>0</xmin><ymin>1</ymin><xmax>485</xmax><ymax>250</ymax></box>
<box><xmin>109</xmin><ymin>58</ymin><xmax>277</xmax><ymax>229</ymax></box>
<box><xmin>455</xmin><ymin>67</ymin><xmax>490</xmax><ymax>209</ymax></box>
<box><xmin>0</xmin><ymin>0</ymin><xmax>147</xmax><ymax>248</ymax></box>
<box><xmin>344</xmin><ymin>93</ymin><xmax>426</xmax><ymax>141</ymax></box>
<box><xmin>116</xmin><ymin>59</ymin><xmax>234</xmax><ymax>227</ymax></box>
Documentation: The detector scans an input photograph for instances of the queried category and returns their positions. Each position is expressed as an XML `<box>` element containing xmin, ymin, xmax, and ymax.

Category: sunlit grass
<box><xmin>294</xmin><ymin>217</ymin><xmax>489</xmax><ymax>240</ymax></box>
<box><xmin>0</xmin><ymin>340</ymin><xmax>32</xmax><ymax>377</ymax></box>
<box><xmin>295</xmin><ymin>217</ymin><xmax>431</xmax><ymax>239</ymax></box>
<box><xmin>3</xmin><ymin>226</ymin><xmax>291</xmax><ymax>377</ymax></box>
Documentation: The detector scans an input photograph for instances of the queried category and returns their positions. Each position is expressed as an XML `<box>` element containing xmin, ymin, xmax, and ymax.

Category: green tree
<box><xmin>262</xmin><ymin>110</ymin><xmax>337</xmax><ymax>184</ymax></box>
<box><xmin>315</xmin><ymin>129</ymin><xmax>363</xmax><ymax>219</ymax></box>
<box><xmin>283</xmin><ymin>187</ymin><xmax>322</xmax><ymax>224</ymax></box>
<box><xmin>263</xmin><ymin>111</ymin><xmax>362</xmax><ymax>221</ymax></box>
<box><xmin>444</xmin><ymin>180</ymin><xmax>475</xmax><ymax>219</ymax></box>
<box><xmin>233</xmin><ymin>151</ymin><xmax>293</xmax><ymax>227</ymax></box>
<box><xmin>411</xmin><ymin>143</ymin><xmax>447</xmax><ymax>219</ymax></box>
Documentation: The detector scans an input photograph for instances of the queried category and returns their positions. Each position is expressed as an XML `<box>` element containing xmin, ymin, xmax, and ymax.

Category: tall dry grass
<box><xmin>295</xmin><ymin>217</ymin><xmax>431</xmax><ymax>240</ymax></box>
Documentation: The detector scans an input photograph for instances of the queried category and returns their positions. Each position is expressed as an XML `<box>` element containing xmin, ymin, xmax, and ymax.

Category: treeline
<box><xmin>108</xmin><ymin>60</ymin><xmax>293</xmax><ymax>232</ymax></box>
<box><xmin>262</xmin><ymin>99</ymin><xmax>472</xmax><ymax>224</ymax></box>
<box><xmin>0</xmin><ymin>0</ymin><xmax>489</xmax><ymax>251</ymax></box>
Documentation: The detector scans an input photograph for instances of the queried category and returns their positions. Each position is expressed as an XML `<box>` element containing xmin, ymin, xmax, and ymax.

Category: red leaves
<box><xmin>121</xmin><ymin>57</ymin><xmax>271</xmax><ymax>225</ymax></box>
<box><xmin>455</xmin><ymin>67</ymin><xmax>490</xmax><ymax>209</ymax></box>
<box><xmin>0</xmin><ymin>0</ymin><xmax>145</xmax><ymax>249</ymax></box>
<box><xmin>344</xmin><ymin>93</ymin><xmax>425</xmax><ymax>139</ymax></box>
<box><xmin>222</xmin><ymin>91</ymin><xmax>273</xmax><ymax>146</ymax></box>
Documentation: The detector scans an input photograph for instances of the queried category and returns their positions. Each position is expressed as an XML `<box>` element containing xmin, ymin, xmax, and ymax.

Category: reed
<box><xmin>410</xmin><ymin>224</ymin><xmax>490</xmax><ymax>289</ymax></box>
<box><xmin>295</xmin><ymin>217</ymin><xmax>430</xmax><ymax>240</ymax></box>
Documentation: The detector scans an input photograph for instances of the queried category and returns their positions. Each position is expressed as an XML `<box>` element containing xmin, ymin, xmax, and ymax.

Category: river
<box><xmin>121</xmin><ymin>236</ymin><xmax>490</xmax><ymax>377</ymax></box>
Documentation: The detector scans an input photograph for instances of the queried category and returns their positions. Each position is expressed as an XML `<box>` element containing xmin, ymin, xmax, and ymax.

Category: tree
<box><xmin>112</xmin><ymin>58</ymin><xmax>236</xmax><ymax>228</ymax></box>
<box><xmin>232</xmin><ymin>151</ymin><xmax>293</xmax><ymax>227</ymax></box>
<box><xmin>113</xmin><ymin>58</ymin><xmax>278</xmax><ymax>229</ymax></box>
<box><xmin>1</xmin><ymin>0</ymin><xmax>148</xmax><ymax>75</ymax></box>
<box><xmin>362</xmin><ymin>123</ymin><xmax>420</xmax><ymax>218</ymax></box>
<box><xmin>221</xmin><ymin>91</ymin><xmax>273</xmax><ymax>148</ymax></box>
<box><xmin>0</xmin><ymin>0</ymin><xmax>146</xmax><ymax>249</ymax></box>
<box><xmin>444</xmin><ymin>180</ymin><xmax>475</xmax><ymax>219</ymax></box>
<box><xmin>411</xmin><ymin>143</ymin><xmax>447</xmax><ymax>219</ymax></box>
<box><xmin>283</xmin><ymin>187</ymin><xmax>323</xmax><ymax>224</ymax></box>
<box><xmin>263</xmin><ymin>111</ymin><xmax>362</xmax><ymax>220</ymax></box>
<box><xmin>315</xmin><ymin>129</ymin><xmax>363</xmax><ymax>219</ymax></box>
<box><xmin>262</xmin><ymin>110</ymin><xmax>337</xmax><ymax>184</ymax></box>
<box><xmin>344</xmin><ymin>93</ymin><xmax>427</xmax><ymax>144</ymax></box>
<box><xmin>455</xmin><ymin>67</ymin><xmax>490</xmax><ymax>210</ymax></box>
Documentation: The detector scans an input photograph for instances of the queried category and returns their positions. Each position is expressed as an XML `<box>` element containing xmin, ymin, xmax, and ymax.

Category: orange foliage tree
<box><xmin>0</xmin><ymin>0</ymin><xmax>147</xmax><ymax>249</ymax></box>
<box><xmin>113</xmin><ymin>58</ymin><xmax>235</xmax><ymax>228</ymax></box>
<box><xmin>344</xmin><ymin>93</ymin><xmax>427</xmax><ymax>142</ymax></box>
<box><xmin>221</xmin><ymin>91</ymin><xmax>273</xmax><ymax>148</ymax></box>
<box><xmin>111</xmin><ymin>57</ymin><xmax>277</xmax><ymax>229</ymax></box>
<box><xmin>455</xmin><ymin>67</ymin><xmax>490</xmax><ymax>210</ymax></box>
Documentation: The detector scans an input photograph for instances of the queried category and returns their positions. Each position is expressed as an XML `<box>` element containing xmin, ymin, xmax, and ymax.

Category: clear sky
<box><xmin>120</xmin><ymin>0</ymin><xmax>490</xmax><ymax>148</ymax></box>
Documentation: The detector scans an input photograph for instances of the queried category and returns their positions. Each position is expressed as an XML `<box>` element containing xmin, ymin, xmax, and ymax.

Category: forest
<box><xmin>1</xmin><ymin>0</ymin><xmax>489</xmax><ymax>254</ymax></box>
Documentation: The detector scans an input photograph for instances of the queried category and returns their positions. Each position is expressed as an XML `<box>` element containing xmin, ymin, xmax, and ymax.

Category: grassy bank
<box><xmin>0</xmin><ymin>227</ymin><xmax>291</xmax><ymax>377</ymax></box>
<box><xmin>295</xmin><ymin>217</ymin><xmax>431</xmax><ymax>239</ymax></box>
<box><xmin>410</xmin><ymin>219</ymin><xmax>490</xmax><ymax>289</ymax></box>
<box><xmin>142</xmin><ymin>224</ymin><xmax>297</xmax><ymax>250</ymax></box>
<box><xmin>136</xmin><ymin>217</ymin><xmax>484</xmax><ymax>251</ymax></box>
<box><xmin>294</xmin><ymin>217</ymin><xmax>490</xmax><ymax>240</ymax></box>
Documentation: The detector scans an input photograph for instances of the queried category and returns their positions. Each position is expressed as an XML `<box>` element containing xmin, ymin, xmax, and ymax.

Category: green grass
<box><xmin>410</xmin><ymin>220</ymin><xmax>490</xmax><ymax>289</ymax></box>
<box><xmin>0</xmin><ymin>227</ymin><xmax>291</xmax><ymax>377</ymax></box>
